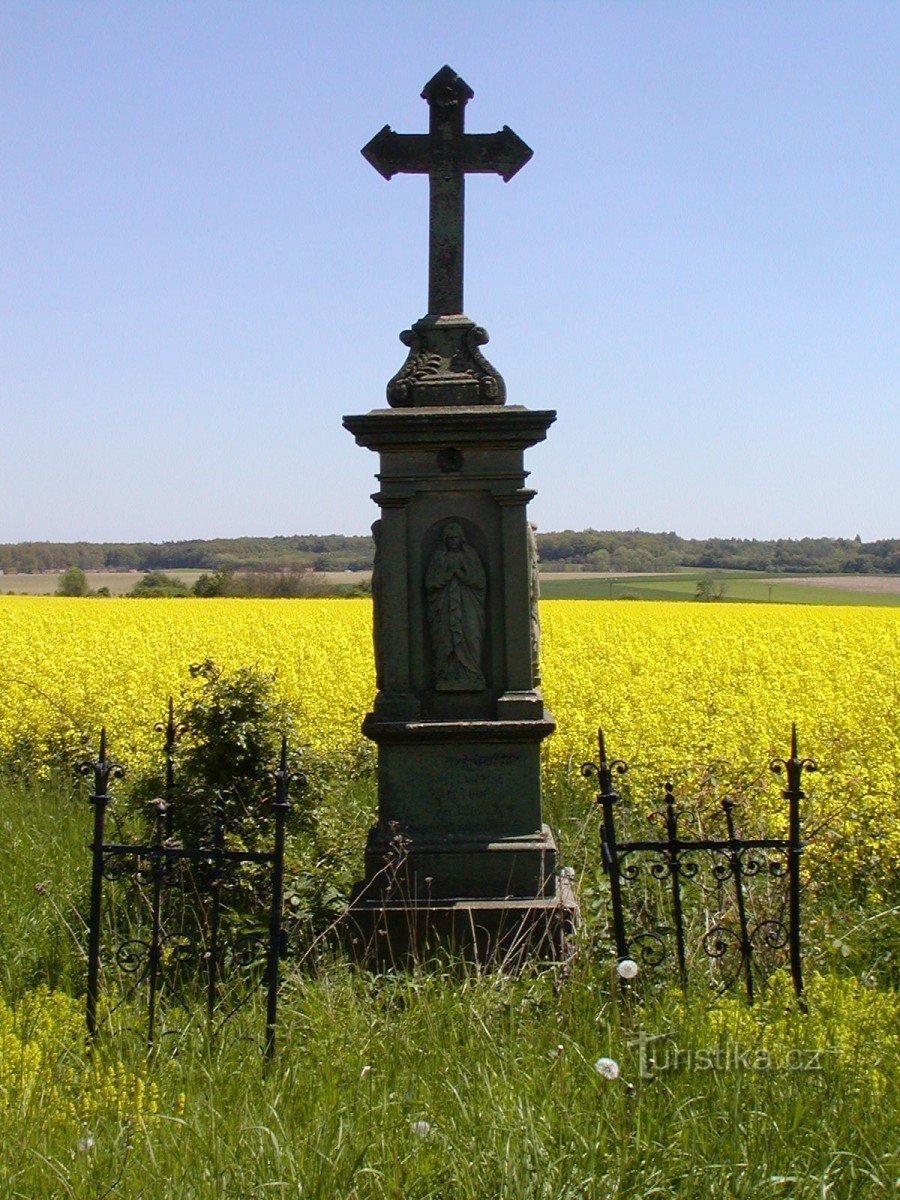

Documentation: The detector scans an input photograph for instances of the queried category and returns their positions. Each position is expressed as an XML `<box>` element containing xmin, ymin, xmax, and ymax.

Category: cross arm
<box><xmin>362</xmin><ymin>125</ymin><xmax>533</xmax><ymax>183</ymax></box>
<box><xmin>361</xmin><ymin>127</ymin><xmax>431</xmax><ymax>179</ymax></box>
<box><xmin>461</xmin><ymin>128</ymin><xmax>533</xmax><ymax>181</ymax></box>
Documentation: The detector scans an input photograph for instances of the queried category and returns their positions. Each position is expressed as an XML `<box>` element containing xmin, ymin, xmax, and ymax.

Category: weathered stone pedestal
<box><xmin>344</xmin><ymin>66</ymin><xmax>577</xmax><ymax>965</ymax></box>
<box><xmin>343</xmin><ymin>405</ymin><xmax>576</xmax><ymax>963</ymax></box>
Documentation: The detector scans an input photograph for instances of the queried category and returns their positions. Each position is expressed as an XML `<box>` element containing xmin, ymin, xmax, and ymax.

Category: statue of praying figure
<box><xmin>425</xmin><ymin>522</ymin><xmax>487</xmax><ymax>691</ymax></box>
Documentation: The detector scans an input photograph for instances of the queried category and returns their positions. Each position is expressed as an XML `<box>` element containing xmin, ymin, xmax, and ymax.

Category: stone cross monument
<box><xmin>345</xmin><ymin>66</ymin><xmax>575</xmax><ymax>960</ymax></box>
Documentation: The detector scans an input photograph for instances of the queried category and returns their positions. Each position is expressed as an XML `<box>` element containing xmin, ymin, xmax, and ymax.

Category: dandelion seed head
<box><xmin>411</xmin><ymin>1119</ymin><xmax>431</xmax><ymax>1137</ymax></box>
<box><xmin>594</xmin><ymin>1056</ymin><xmax>620</xmax><ymax>1080</ymax></box>
<box><xmin>616</xmin><ymin>958</ymin><xmax>639</xmax><ymax>980</ymax></box>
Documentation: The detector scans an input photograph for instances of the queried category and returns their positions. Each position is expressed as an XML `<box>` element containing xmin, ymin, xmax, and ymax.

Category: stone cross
<box><xmin>346</xmin><ymin>67</ymin><xmax>574</xmax><ymax>964</ymax></box>
<box><xmin>362</xmin><ymin>64</ymin><xmax>532</xmax><ymax>318</ymax></box>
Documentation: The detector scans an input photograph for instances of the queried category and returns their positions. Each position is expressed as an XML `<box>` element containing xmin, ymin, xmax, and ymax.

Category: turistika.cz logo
<box><xmin>630</xmin><ymin>1032</ymin><xmax>830</xmax><ymax>1079</ymax></box>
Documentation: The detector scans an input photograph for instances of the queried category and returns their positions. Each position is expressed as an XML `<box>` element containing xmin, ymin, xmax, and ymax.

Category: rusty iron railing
<box><xmin>583</xmin><ymin>726</ymin><xmax>815</xmax><ymax>1002</ymax></box>
<box><xmin>78</xmin><ymin>716</ymin><xmax>303</xmax><ymax>1056</ymax></box>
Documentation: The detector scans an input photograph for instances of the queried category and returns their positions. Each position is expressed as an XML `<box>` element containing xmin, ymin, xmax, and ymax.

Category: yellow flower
<box><xmin>0</xmin><ymin>596</ymin><xmax>897</xmax><ymax>883</ymax></box>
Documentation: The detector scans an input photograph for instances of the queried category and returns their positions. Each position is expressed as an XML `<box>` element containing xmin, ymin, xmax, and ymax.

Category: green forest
<box><xmin>1</xmin><ymin>530</ymin><xmax>898</xmax><ymax>576</ymax></box>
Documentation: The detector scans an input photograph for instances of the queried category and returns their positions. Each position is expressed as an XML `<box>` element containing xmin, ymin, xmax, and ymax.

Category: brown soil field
<box><xmin>786</xmin><ymin>575</ymin><xmax>900</xmax><ymax>593</ymax></box>
<box><xmin>4</xmin><ymin>569</ymin><xmax>897</xmax><ymax>596</ymax></box>
<box><xmin>0</xmin><ymin>571</ymin><xmax>203</xmax><ymax>595</ymax></box>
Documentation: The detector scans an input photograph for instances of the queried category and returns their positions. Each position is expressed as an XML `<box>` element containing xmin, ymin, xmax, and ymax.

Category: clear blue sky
<box><xmin>2</xmin><ymin>1</ymin><xmax>897</xmax><ymax>543</ymax></box>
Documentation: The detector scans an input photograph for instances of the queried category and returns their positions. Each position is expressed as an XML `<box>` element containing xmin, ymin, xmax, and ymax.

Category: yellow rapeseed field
<box><xmin>1</xmin><ymin>596</ymin><xmax>896</xmax><ymax>872</ymax></box>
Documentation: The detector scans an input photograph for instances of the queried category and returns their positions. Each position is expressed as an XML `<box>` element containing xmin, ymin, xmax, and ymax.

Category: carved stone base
<box><xmin>362</xmin><ymin>824</ymin><xmax>558</xmax><ymax>901</ymax></box>
<box><xmin>343</xmin><ymin>394</ymin><xmax>561</xmax><ymax>968</ymax></box>
<box><xmin>345</xmin><ymin>875</ymin><xmax>578</xmax><ymax>969</ymax></box>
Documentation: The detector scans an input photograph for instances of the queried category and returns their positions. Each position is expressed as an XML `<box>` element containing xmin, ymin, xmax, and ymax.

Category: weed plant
<box><xmin>0</xmin><ymin>775</ymin><xmax>88</xmax><ymax>999</ymax></box>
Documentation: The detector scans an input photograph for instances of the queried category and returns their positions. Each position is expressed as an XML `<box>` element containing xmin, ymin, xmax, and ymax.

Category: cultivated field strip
<box><xmin>1</xmin><ymin>597</ymin><xmax>897</xmax><ymax>875</ymax></box>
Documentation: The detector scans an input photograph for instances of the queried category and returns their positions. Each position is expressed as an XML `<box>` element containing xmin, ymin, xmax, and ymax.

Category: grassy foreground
<box><xmin>2</xmin><ymin>965</ymin><xmax>897</xmax><ymax>1200</ymax></box>
<box><xmin>1</xmin><ymin>778</ymin><xmax>897</xmax><ymax>1200</ymax></box>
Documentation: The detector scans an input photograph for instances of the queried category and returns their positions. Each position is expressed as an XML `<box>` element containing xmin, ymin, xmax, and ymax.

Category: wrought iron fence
<box><xmin>582</xmin><ymin>725</ymin><xmax>816</xmax><ymax>1002</ymax></box>
<box><xmin>78</xmin><ymin>715</ymin><xmax>304</xmax><ymax>1056</ymax></box>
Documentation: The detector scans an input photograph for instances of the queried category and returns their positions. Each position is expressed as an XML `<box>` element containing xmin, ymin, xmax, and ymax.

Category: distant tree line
<box><xmin>0</xmin><ymin>535</ymin><xmax>374</xmax><ymax>575</ymax></box>
<box><xmin>1</xmin><ymin>531</ymin><xmax>898</xmax><ymax>576</ymax></box>
<box><xmin>535</xmin><ymin>531</ymin><xmax>900</xmax><ymax>574</ymax></box>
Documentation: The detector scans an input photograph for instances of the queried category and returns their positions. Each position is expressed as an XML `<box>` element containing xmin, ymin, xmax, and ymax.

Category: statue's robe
<box><xmin>425</xmin><ymin>540</ymin><xmax>486</xmax><ymax>691</ymax></box>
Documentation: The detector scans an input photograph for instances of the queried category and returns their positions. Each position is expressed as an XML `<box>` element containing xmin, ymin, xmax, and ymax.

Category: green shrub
<box><xmin>146</xmin><ymin>659</ymin><xmax>291</xmax><ymax>844</ymax></box>
<box><xmin>56</xmin><ymin>566</ymin><xmax>89</xmax><ymax>596</ymax></box>
<box><xmin>129</xmin><ymin>571</ymin><xmax>191</xmax><ymax>597</ymax></box>
<box><xmin>127</xmin><ymin>661</ymin><xmax>355</xmax><ymax>935</ymax></box>
<box><xmin>193</xmin><ymin>566</ymin><xmax>234</xmax><ymax>597</ymax></box>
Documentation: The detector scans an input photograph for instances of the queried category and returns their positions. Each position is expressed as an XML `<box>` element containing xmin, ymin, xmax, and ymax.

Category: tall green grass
<box><xmin>0</xmin><ymin>777</ymin><xmax>897</xmax><ymax>1198</ymax></box>
<box><xmin>1</xmin><ymin>962</ymin><xmax>896</xmax><ymax>1199</ymax></box>
<box><xmin>0</xmin><ymin>776</ymin><xmax>89</xmax><ymax>998</ymax></box>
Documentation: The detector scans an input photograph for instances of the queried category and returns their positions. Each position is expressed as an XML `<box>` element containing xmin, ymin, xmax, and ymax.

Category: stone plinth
<box><xmin>343</xmin><ymin>402</ymin><xmax>577</xmax><ymax>958</ymax></box>
<box><xmin>345</xmin><ymin>877</ymin><xmax>578</xmax><ymax>970</ymax></box>
<box><xmin>361</xmin><ymin>716</ymin><xmax>556</xmax><ymax>899</ymax></box>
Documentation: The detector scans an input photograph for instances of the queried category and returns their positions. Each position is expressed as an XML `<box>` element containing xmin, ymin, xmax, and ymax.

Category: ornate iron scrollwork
<box><xmin>79</xmin><ymin>721</ymin><xmax>302</xmax><ymax>1057</ymax></box>
<box><xmin>585</xmin><ymin>726</ymin><xmax>812</xmax><ymax>1003</ymax></box>
<box><xmin>629</xmin><ymin>931</ymin><xmax>667</xmax><ymax>968</ymax></box>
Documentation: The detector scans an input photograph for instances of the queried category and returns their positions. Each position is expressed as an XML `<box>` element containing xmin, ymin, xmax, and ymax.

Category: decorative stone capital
<box><xmin>387</xmin><ymin>315</ymin><xmax>506</xmax><ymax>407</ymax></box>
<box><xmin>343</xmin><ymin>405</ymin><xmax>556</xmax><ymax>455</ymax></box>
<box><xmin>493</xmin><ymin>488</ymin><xmax>538</xmax><ymax>506</ymax></box>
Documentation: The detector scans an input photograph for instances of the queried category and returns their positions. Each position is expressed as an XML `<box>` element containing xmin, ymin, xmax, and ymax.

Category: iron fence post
<box><xmin>154</xmin><ymin>695</ymin><xmax>182</xmax><ymax>840</ymax></box>
<box><xmin>86</xmin><ymin>794</ymin><xmax>107</xmax><ymax>1041</ymax></box>
<box><xmin>146</xmin><ymin>798</ymin><xmax>168</xmax><ymax>1048</ymax></box>
<box><xmin>772</xmin><ymin>724</ymin><xmax>815</xmax><ymax>1001</ymax></box>
<box><xmin>722</xmin><ymin>797</ymin><xmax>755</xmax><ymax>1003</ymax></box>
<box><xmin>79</xmin><ymin>729</ymin><xmax>124</xmax><ymax>1042</ymax></box>
<box><xmin>583</xmin><ymin>728</ymin><xmax>630</xmax><ymax>963</ymax></box>
<box><xmin>664</xmin><ymin>784</ymin><xmax>688</xmax><ymax>989</ymax></box>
